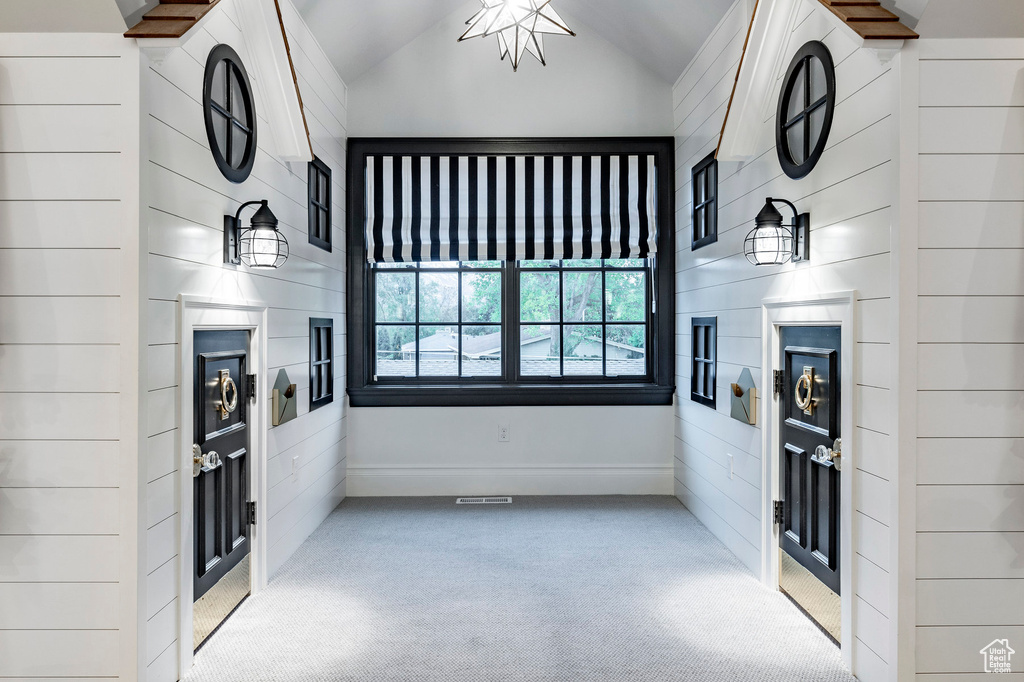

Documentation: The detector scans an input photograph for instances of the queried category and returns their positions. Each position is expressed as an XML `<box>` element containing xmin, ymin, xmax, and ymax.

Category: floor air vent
<box><xmin>456</xmin><ymin>497</ymin><xmax>512</xmax><ymax>504</ymax></box>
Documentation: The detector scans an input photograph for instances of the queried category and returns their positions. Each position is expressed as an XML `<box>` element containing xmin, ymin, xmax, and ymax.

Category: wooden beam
<box><xmin>124</xmin><ymin>18</ymin><xmax>196</xmax><ymax>38</ymax></box>
<box><xmin>846</xmin><ymin>20</ymin><xmax>920</xmax><ymax>38</ymax></box>
<box><xmin>830</xmin><ymin>5</ymin><xmax>900</xmax><ymax>21</ymax></box>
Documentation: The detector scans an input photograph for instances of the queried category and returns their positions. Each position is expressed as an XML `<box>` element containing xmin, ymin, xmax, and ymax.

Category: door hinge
<box><xmin>773</xmin><ymin>369</ymin><xmax>785</xmax><ymax>399</ymax></box>
<box><xmin>773</xmin><ymin>500</ymin><xmax>784</xmax><ymax>525</ymax></box>
<box><xmin>246</xmin><ymin>374</ymin><xmax>257</xmax><ymax>403</ymax></box>
<box><xmin>246</xmin><ymin>500</ymin><xmax>257</xmax><ymax>526</ymax></box>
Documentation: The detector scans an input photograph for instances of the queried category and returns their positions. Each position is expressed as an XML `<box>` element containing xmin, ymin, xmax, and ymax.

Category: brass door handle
<box><xmin>217</xmin><ymin>369</ymin><xmax>238</xmax><ymax>420</ymax></box>
<box><xmin>794</xmin><ymin>367</ymin><xmax>815</xmax><ymax>416</ymax></box>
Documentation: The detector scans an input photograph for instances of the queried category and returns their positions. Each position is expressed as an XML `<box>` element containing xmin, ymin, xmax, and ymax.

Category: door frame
<box><xmin>177</xmin><ymin>294</ymin><xmax>269</xmax><ymax>673</ymax></box>
<box><xmin>761</xmin><ymin>290</ymin><xmax>854</xmax><ymax>670</ymax></box>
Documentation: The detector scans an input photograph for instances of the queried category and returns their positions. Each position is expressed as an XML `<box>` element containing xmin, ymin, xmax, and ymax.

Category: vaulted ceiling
<box><xmin>290</xmin><ymin>0</ymin><xmax>737</xmax><ymax>85</ymax></box>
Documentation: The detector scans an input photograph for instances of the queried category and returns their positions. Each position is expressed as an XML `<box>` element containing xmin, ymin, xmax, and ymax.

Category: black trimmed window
<box><xmin>690</xmin><ymin>317</ymin><xmax>716</xmax><ymax>408</ymax></box>
<box><xmin>347</xmin><ymin>138</ymin><xmax>676</xmax><ymax>408</ymax></box>
<box><xmin>203</xmin><ymin>44</ymin><xmax>257</xmax><ymax>184</ymax></box>
<box><xmin>308</xmin><ymin>156</ymin><xmax>332</xmax><ymax>252</ymax></box>
<box><xmin>691</xmin><ymin>152</ymin><xmax>717</xmax><ymax>250</ymax></box>
<box><xmin>373</xmin><ymin>259</ymin><xmax>650</xmax><ymax>383</ymax></box>
<box><xmin>309</xmin><ymin>317</ymin><xmax>334</xmax><ymax>410</ymax></box>
<box><xmin>776</xmin><ymin>40</ymin><xmax>836</xmax><ymax>180</ymax></box>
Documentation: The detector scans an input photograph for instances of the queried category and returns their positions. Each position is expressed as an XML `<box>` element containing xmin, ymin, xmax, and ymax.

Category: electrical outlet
<box><xmin>727</xmin><ymin>453</ymin><xmax>734</xmax><ymax>480</ymax></box>
<box><xmin>498</xmin><ymin>424</ymin><xmax>511</xmax><ymax>442</ymax></box>
<box><xmin>292</xmin><ymin>455</ymin><xmax>300</xmax><ymax>476</ymax></box>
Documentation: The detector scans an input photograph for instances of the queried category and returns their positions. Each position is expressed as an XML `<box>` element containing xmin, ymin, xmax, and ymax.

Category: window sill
<box><xmin>347</xmin><ymin>383</ymin><xmax>675</xmax><ymax>408</ymax></box>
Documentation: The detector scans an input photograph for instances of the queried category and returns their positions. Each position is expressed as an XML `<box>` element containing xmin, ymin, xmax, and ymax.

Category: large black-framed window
<box><xmin>690</xmin><ymin>317</ymin><xmax>716</xmax><ymax>408</ymax></box>
<box><xmin>310</xmin><ymin>317</ymin><xmax>334</xmax><ymax>410</ymax></box>
<box><xmin>347</xmin><ymin>137</ymin><xmax>675</xmax><ymax>407</ymax></box>
<box><xmin>203</xmin><ymin>44</ymin><xmax>257</xmax><ymax>184</ymax></box>
<box><xmin>776</xmin><ymin>40</ymin><xmax>836</xmax><ymax>180</ymax></box>
<box><xmin>691</xmin><ymin>152</ymin><xmax>717</xmax><ymax>250</ymax></box>
<box><xmin>308</xmin><ymin>156</ymin><xmax>332</xmax><ymax>252</ymax></box>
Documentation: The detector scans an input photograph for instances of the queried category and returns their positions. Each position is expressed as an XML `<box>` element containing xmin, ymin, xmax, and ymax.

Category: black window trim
<box><xmin>202</xmin><ymin>43</ymin><xmax>257</xmax><ymax>184</ymax></box>
<box><xmin>347</xmin><ymin>137</ymin><xmax>676</xmax><ymax>408</ymax></box>
<box><xmin>690</xmin><ymin>316</ymin><xmax>717</xmax><ymax>409</ymax></box>
<box><xmin>308</xmin><ymin>156</ymin><xmax>332</xmax><ymax>252</ymax></box>
<box><xmin>690</xmin><ymin>151</ymin><xmax>718</xmax><ymax>250</ymax></box>
<box><xmin>309</xmin><ymin>317</ymin><xmax>334</xmax><ymax>410</ymax></box>
<box><xmin>776</xmin><ymin>40</ymin><xmax>836</xmax><ymax>180</ymax></box>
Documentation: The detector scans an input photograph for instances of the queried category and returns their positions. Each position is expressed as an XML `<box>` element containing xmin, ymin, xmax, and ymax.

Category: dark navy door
<box><xmin>779</xmin><ymin>325</ymin><xmax>841</xmax><ymax>594</ymax></box>
<box><xmin>193</xmin><ymin>330</ymin><xmax>250</xmax><ymax>600</ymax></box>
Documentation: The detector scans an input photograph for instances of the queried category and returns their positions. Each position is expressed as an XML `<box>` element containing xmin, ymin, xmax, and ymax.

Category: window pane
<box><xmin>376</xmin><ymin>273</ymin><xmax>416</xmax><ymax>322</ymax></box>
<box><xmin>419</xmin><ymin>272</ymin><xmax>458</xmax><ymax>323</ymax></box>
<box><xmin>605</xmin><ymin>259</ymin><xmax>644</xmax><ymax>268</ymax></box>
<box><xmin>375</xmin><ymin>326</ymin><xmax>415</xmax><ymax>376</ymax></box>
<box><xmin>419</xmin><ymin>326</ymin><xmax>458</xmax><ymax>377</ymax></box>
<box><xmin>318</xmin><ymin>171</ymin><xmax>328</xmax><ymax>203</ymax></box>
<box><xmin>787</xmin><ymin>64</ymin><xmax>806</xmax><ymax>122</ymax></box>
<box><xmin>809</xmin><ymin>106</ymin><xmax>826</xmax><ymax>150</ymax></box>
<box><xmin>211</xmin><ymin>61</ymin><xmax>227</xmax><ymax>107</ymax></box>
<box><xmin>520</xmin><ymin>325</ymin><xmax>559</xmax><ymax>376</ymax></box>
<box><xmin>229</xmin><ymin>72</ymin><xmax>246</xmax><ymax>124</ymax></box>
<box><xmin>607</xmin><ymin>325</ymin><xmax>646</xmax><ymax>376</ymax></box>
<box><xmin>695</xmin><ymin>326</ymin><xmax>705</xmax><ymax>359</ymax></box>
<box><xmin>563</xmin><ymin>259</ymin><xmax>602</xmax><ymax>268</ymax></box>
<box><xmin>694</xmin><ymin>209</ymin><xmax>705</xmax><ymax>241</ymax></box>
<box><xmin>563</xmin><ymin>271</ymin><xmax>602</xmax><ymax>322</ymax></box>
<box><xmin>213</xmin><ymin>113</ymin><xmax>229</xmax><ymax>160</ymax></box>
<box><xmin>520</xmin><ymin>271</ymin><xmax>560</xmax><ymax>323</ymax></box>
<box><xmin>375</xmin><ymin>263</ymin><xmax>414</xmax><ymax>269</ymax></box>
<box><xmin>565</xmin><ymin>325</ymin><xmax>603</xmax><ymax>376</ymax></box>
<box><xmin>606</xmin><ymin>271</ymin><xmax>646</xmax><ymax>322</ymax></box>
<box><xmin>230</xmin><ymin>124</ymin><xmax>247</xmax><ymax>168</ymax></box>
<box><xmin>704</xmin><ymin>360</ymin><xmax>715</xmax><ymax>398</ymax></box>
<box><xmin>462</xmin><ymin>272</ymin><xmax>501</xmax><ymax>323</ymax></box>
<box><xmin>462</xmin><ymin>325</ymin><xmax>502</xmax><ymax>377</ymax></box>
<box><xmin>695</xmin><ymin>362</ymin><xmax>705</xmax><ymax>397</ymax></box>
<box><xmin>787</xmin><ymin>124</ymin><xmax>806</xmax><ymax>164</ymax></box>
<box><xmin>418</xmin><ymin>260</ymin><xmax>460</xmax><ymax>270</ymax></box>
<box><xmin>520</xmin><ymin>260</ymin><xmax>560</xmax><ymax>268</ymax></box>
<box><xmin>809</xmin><ymin>57</ymin><xmax>827</xmax><ymax>101</ymax></box>
<box><xmin>464</xmin><ymin>261</ymin><xmax>503</xmax><ymax>269</ymax></box>
<box><xmin>694</xmin><ymin>170</ymin><xmax>706</xmax><ymax>203</ymax></box>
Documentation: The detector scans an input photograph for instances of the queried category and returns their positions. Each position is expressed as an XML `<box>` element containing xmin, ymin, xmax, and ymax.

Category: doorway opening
<box><xmin>178</xmin><ymin>295</ymin><xmax>269</xmax><ymax>672</ymax></box>
<box><xmin>761</xmin><ymin>292</ymin><xmax>854</xmax><ymax>670</ymax></box>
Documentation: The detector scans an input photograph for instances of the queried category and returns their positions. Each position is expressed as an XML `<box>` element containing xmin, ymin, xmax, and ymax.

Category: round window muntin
<box><xmin>776</xmin><ymin>40</ymin><xmax>835</xmax><ymax>180</ymax></box>
<box><xmin>203</xmin><ymin>44</ymin><xmax>257</xmax><ymax>184</ymax></box>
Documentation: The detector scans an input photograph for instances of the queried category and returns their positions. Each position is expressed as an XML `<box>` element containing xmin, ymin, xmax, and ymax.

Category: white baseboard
<box><xmin>347</xmin><ymin>466</ymin><xmax>674</xmax><ymax>497</ymax></box>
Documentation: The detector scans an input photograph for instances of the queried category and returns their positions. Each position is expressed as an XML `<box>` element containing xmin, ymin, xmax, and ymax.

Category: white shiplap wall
<box><xmin>672</xmin><ymin>1</ymin><xmax>898</xmax><ymax>680</ymax></box>
<box><xmin>140</xmin><ymin>1</ymin><xmax>349</xmax><ymax>679</ymax></box>
<box><xmin>914</xmin><ymin>38</ymin><xmax>1024</xmax><ymax>678</ymax></box>
<box><xmin>0</xmin><ymin>34</ymin><xmax>140</xmax><ymax>679</ymax></box>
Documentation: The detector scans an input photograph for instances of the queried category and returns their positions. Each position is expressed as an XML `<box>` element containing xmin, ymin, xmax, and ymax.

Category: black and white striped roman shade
<box><xmin>364</xmin><ymin>154</ymin><xmax>658</xmax><ymax>263</ymax></box>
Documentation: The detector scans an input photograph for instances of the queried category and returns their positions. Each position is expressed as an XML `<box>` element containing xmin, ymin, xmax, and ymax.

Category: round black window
<box><xmin>203</xmin><ymin>44</ymin><xmax>257</xmax><ymax>183</ymax></box>
<box><xmin>776</xmin><ymin>41</ymin><xmax>835</xmax><ymax>179</ymax></box>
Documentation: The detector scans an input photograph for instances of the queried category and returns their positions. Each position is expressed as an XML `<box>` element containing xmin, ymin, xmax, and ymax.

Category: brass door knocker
<box><xmin>794</xmin><ymin>366</ymin><xmax>815</xmax><ymax>416</ymax></box>
<box><xmin>218</xmin><ymin>368</ymin><xmax>238</xmax><ymax>420</ymax></box>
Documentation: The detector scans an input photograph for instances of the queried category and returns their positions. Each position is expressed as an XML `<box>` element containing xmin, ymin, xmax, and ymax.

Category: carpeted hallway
<box><xmin>185</xmin><ymin>497</ymin><xmax>855</xmax><ymax>682</ymax></box>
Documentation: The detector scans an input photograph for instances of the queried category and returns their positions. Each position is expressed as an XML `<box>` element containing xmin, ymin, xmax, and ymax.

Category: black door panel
<box><xmin>780</xmin><ymin>325</ymin><xmax>840</xmax><ymax>594</ymax></box>
<box><xmin>194</xmin><ymin>330</ymin><xmax>250</xmax><ymax>601</ymax></box>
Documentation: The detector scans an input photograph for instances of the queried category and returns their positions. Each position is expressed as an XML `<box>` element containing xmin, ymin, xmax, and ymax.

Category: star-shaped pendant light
<box><xmin>458</xmin><ymin>0</ymin><xmax>576</xmax><ymax>72</ymax></box>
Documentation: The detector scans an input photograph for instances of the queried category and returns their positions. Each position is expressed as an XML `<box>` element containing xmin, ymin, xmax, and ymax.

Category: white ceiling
<box><xmin>291</xmin><ymin>0</ymin><xmax>736</xmax><ymax>85</ymax></box>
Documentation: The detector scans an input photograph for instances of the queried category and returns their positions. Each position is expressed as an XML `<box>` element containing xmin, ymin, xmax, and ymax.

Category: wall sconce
<box><xmin>743</xmin><ymin>197</ymin><xmax>809</xmax><ymax>266</ymax></box>
<box><xmin>224</xmin><ymin>200</ymin><xmax>289</xmax><ymax>269</ymax></box>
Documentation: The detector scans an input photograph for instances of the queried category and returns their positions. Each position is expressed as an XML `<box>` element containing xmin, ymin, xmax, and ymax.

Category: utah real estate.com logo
<box><xmin>981</xmin><ymin>639</ymin><xmax>1015</xmax><ymax>674</ymax></box>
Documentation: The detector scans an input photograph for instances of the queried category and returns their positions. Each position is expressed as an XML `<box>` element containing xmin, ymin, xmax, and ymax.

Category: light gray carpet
<box><xmin>186</xmin><ymin>497</ymin><xmax>855</xmax><ymax>682</ymax></box>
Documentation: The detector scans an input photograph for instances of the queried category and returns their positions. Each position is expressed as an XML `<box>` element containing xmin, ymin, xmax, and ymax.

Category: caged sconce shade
<box><xmin>458</xmin><ymin>0</ymin><xmax>575</xmax><ymax>72</ymax></box>
<box><xmin>224</xmin><ymin>200</ymin><xmax>289</xmax><ymax>269</ymax></box>
<box><xmin>744</xmin><ymin>197</ymin><xmax>810</xmax><ymax>266</ymax></box>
